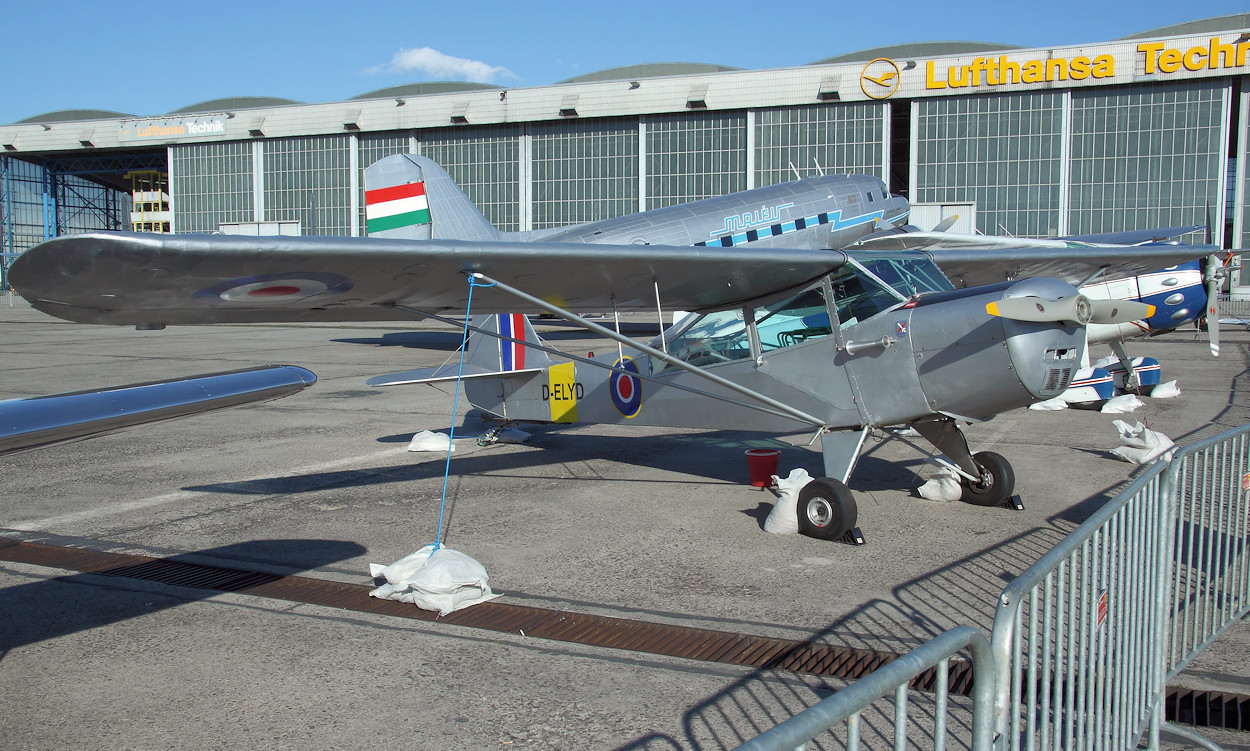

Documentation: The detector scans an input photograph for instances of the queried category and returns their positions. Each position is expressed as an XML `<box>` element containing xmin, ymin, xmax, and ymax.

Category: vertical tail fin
<box><xmin>465</xmin><ymin>314</ymin><xmax>555</xmax><ymax>374</ymax></box>
<box><xmin>464</xmin><ymin>314</ymin><xmax>557</xmax><ymax>415</ymax></box>
<box><xmin>364</xmin><ymin>154</ymin><xmax>501</xmax><ymax>242</ymax></box>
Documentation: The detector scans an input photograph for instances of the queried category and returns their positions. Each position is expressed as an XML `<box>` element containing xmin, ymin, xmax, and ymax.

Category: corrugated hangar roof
<box><xmin>166</xmin><ymin>97</ymin><xmax>304</xmax><ymax>115</ymax></box>
<box><xmin>558</xmin><ymin>62</ymin><xmax>742</xmax><ymax>84</ymax></box>
<box><xmin>16</xmin><ymin>109</ymin><xmax>135</xmax><ymax>124</ymax></box>
<box><xmin>3</xmin><ymin>16</ymin><xmax>1246</xmax><ymax>127</ymax></box>
<box><xmin>1117</xmin><ymin>12</ymin><xmax>1250</xmax><ymax>40</ymax></box>
<box><xmin>808</xmin><ymin>41</ymin><xmax>1022</xmax><ymax>66</ymax></box>
<box><xmin>351</xmin><ymin>82</ymin><xmax>505</xmax><ymax>99</ymax></box>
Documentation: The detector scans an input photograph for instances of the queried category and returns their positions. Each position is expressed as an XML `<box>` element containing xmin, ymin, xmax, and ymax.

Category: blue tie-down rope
<box><xmin>433</xmin><ymin>274</ymin><xmax>495</xmax><ymax>551</ymax></box>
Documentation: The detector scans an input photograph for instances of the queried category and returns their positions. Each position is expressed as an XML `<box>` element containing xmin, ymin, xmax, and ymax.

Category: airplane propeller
<box><xmin>986</xmin><ymin>295</ymin><xmax>1154</xmax><ymax>325</ymax></box>
<box><xmin>1087</xmin><ymin>299</ymin><xmax>1157</xmax><ymax>325</ymax></box>
<box><xmin>1202</xmin><ymin>253</ymin><xmax>1231</xmax><ymax>357</ymax></box>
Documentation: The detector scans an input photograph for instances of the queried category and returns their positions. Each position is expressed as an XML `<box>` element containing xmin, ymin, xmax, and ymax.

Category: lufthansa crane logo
<box><xmin>860</xmin><ymin>58</ymin><xmax>901</xmax><ymax>99</ymax></box>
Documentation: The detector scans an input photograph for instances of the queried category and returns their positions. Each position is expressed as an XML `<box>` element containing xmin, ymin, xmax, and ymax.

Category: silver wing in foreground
<box><xmin>0</xmin><ymin>365</ymin><xmax>316</xmax><ymax>456</ymax></box>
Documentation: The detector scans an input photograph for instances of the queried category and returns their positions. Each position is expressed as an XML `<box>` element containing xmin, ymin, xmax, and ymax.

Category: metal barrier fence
<box><xmin>1219</xmin><ymin>294</ymin><xmax>1250</xmax><ymax>321</ymax></box>
<box><xmin>990</xmin><ymin>423</ymin><xmax>1250</xmax><ymax>751</ymax></box>
<box><xmin>734</xmin><ymin>626</ymin><xmax>994</xmax><ymax>751</ymax></box>
<box><xmin>736</xmin><ymin>424</ymin><xmax>1247</xmax><ymax>750</ymax></box>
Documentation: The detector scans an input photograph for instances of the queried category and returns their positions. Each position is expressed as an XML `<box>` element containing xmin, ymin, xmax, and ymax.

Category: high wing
<box><xmin>849</xmin><ymin>225</ymin><xmax>1216</xmax><ymax>287</ymax></box>
<box><xmin>10</xmin><ymin>232</ymin><xmax>848</xmax><ymax>327</ymax></box>
<box><xmin>849</xmin><ymin>231</ymin><xmax>1218</xmax><ymax>288</ymax></box>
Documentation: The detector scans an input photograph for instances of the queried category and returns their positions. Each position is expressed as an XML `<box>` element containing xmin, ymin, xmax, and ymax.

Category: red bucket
<box><xmin>744</xmin><ymin>448</ymin><xmax>781</xmax><ymax>487</ymax></box>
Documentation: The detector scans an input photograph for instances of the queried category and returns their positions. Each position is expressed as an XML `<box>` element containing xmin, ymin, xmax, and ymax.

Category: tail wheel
<box><xmin>960</xmin><ymin>451</ymin><xmax>1015</xmax><ymax>507</ymax></box>
<box><xmin>797</xmin><ymin>478</ymin><xmax>858</xmax><ymax>541</ymax></box>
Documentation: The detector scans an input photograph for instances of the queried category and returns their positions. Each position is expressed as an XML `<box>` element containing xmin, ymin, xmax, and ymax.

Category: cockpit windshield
<box><xmin>856</xmin><ymin>256</ymin><xmax>954</xmax><ymax>298</ymax></box>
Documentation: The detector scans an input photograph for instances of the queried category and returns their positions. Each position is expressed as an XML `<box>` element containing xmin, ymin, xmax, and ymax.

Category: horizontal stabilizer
<box><xmin>367</xmin><ymin>365</ymin><xmax>544</xmax><ymax>387</ymax></box>
<box><xmin>0</xmin><ymin>365</ymin><xmax>316</xmax><ymax>456</ymax></box>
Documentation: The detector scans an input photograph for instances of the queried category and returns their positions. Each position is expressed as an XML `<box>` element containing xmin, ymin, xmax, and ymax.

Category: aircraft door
<box><xmin>750</xmin><ymin>281</ymin><xmax>860</xmax><ymax>418</ymax></box>
<box><xmin>825</xmin><ymin>262</ymin><xmax>932</xmax><ymax>425</ymax></box>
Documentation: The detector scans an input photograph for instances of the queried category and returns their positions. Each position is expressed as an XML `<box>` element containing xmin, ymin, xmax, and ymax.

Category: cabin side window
<box><xmin>751</xmin><ymin>288</ymin><xmax>832</xmax><ymax>352</ymax></box>
<box><xmin>664</xmin><ymin>309</ymin><xmax>752</xmax><ymax>367</ymax></box>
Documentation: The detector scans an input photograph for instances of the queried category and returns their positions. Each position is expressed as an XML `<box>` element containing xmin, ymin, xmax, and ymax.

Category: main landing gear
<box><xmin>959</xmin><ymin>450</ymin><xmax>1016</xmax><ymax>507</ymax></box>
<box><xmin>796</xmin><ymin>478</ymin><xmax>859</xmax><ymax>541</ymax></box>
<box><xmin>801</xmin><ymin>417</ymin><xmax>1019</xmax><ymax>543</ymax></box>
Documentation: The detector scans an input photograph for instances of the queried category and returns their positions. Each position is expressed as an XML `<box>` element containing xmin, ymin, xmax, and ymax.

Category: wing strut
<box><xmin>471</xmin><ymin>273</ymin><xmax>830</xmax><ymax>429</ymax></box>
<box><xmin>388</xmin><ymin>305</ymin><xmax>827</xmax><ymax>426</ymax></box>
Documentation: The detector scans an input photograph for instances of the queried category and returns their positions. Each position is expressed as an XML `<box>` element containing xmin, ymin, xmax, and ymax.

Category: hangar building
<box><xmin>2</xmin><ymin>14</ymin><xmax>1249</xmax><ymax>293</ymax></box>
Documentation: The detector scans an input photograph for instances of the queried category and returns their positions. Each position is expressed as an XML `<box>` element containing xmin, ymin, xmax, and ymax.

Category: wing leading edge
<box><xmin>848</xmin><ymin>243</ymin><xmax>1220</xmax><ymax>288</ymax></box>
<box><xmin>11</xmin><ymin>232</ymin><xmax>848</xmax><ymax>327</ymax></box>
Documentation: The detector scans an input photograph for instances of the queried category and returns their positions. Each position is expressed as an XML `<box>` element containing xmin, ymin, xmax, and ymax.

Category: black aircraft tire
<box><xmin>960</xmin><ymin>451</ymin><xmax>1015</xmax><ymax>507</ymax></box>
<box><xmin>797</xmin><ymin>478</ymin><xmax>858</xmax><ymax>541</ymax></box>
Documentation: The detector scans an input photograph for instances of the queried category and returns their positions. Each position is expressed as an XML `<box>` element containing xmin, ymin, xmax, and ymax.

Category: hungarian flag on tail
<box><xmin>365</xmin><ymin>181</ymin><xmax>430</xmax><ymax>234</ymax></box>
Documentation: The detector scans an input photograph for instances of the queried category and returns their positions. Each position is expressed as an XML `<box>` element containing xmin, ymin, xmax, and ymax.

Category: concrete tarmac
<box><xmin>0</xmin><ymin>295</ymin><xmax>1247</xmax><ymax>749</ymax></box>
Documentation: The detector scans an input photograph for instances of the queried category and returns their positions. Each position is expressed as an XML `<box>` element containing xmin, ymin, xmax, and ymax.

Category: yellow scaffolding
<box><xmin>126</xmin><ymin>170</ymin><xmax>171</xmax><ymax>233</ymax></box>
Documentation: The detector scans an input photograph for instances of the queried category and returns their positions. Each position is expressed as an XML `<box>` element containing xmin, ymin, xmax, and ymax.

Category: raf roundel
<box><xmin>194</xmin><ymin>272</ymin><xmax>353</xmax><ymax>303</ymax></box>
<box><xmin>609</xmin><ymin>357</ymin><xmax>643</xmax><ymax>418</ymax></box>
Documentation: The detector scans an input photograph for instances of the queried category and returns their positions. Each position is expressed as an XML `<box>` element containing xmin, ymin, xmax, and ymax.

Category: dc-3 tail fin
<box><xmin>364</xmin><ymin>154</ymin><xmax>501</xmax><ymax>242</ymax></box>
<box><xmin>366</xmin><ymin>314</ymin><xmax>555</xmax><ymax>388</ymax></box>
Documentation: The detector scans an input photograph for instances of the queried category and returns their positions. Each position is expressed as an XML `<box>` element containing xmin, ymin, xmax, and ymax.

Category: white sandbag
<box><xmin>494</xmin><ymin>427</ymin><xmax>531</xmax><ymax>444</ymax></box>
<box><xmin>1151</xmin><ymin>380</ymin><xmax>1181</xmax><ymax>399</ymax></box>
<box><xmin>764</xmin><ymin>468</ymin><xmax>811</xmax><ymax>534</ymax></box>
<box><xmin>369</xmin><ymin>544</ymin><xmax>500</xmax><ymax>616</ymax></box>
<box><xmin>409</xmin><ymin>430</ymin><xmax>454</xmax><ymax>452</ymax></box>
<box><xmin>372</xmin><ymin>545</ymin><xmax>436</xmax><ymax>584</ymax></box>
<box><xmin>1029</xmin><ymin>397</ymin><xmax>1069</xmax><ymax>411</ymax></box>
<box><xmin>1101</xmin><ymin>394</ymin><xmax>1144</xmax><ymax>414</ymax></box>
<box><xmin>918</xmin><ymin>467</ymin><xmax>963</xmax><ymax>502</ymax></box>
<box><xmin>1109</xmin><ymin>420</ymin><xmax>1175</xmax><ymax>465</ymax></box>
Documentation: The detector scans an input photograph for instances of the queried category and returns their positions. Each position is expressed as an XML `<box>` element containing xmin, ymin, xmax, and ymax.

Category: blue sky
<box><xmin>2</xmin><ymin>1</ymin><xmax>1246</xmax><ymax>124</ymax></box>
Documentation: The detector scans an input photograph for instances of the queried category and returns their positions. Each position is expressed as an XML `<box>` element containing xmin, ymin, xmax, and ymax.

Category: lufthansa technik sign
<box><xmin>119</xmin><ymin>115</ymin><xmax>227</xmax><ymax>142</ymax></box>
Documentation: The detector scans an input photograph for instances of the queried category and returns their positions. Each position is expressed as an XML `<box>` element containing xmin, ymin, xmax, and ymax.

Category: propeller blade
<box><xmin>1206</xmin><ymin>253</ymin><xmax>1221</xmax><ymax>357</ymax></box>
<box><xmin>931</xmin><ymin>214</ymin><xmax>960</xmax><ymax>233</ymax></box>
<box><xmin>986</xmin><ymin>295</ymin><xmax>1092</xmax><ymax>324</ymax></box>
<box><xmin>1087</xmin><ymin>299</ymin><xmax>1155</xmax><ymax>325</ymax></box>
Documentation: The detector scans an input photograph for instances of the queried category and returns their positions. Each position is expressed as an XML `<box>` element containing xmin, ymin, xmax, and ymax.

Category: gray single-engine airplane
<box><xmin>7</xmin><ymin>155</ymin><xmax>1218</xmax><ymax>540</ymax></box>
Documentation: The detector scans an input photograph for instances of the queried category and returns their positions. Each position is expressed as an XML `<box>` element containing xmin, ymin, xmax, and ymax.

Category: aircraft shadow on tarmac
<box><xmin>0</xmin><ymin>538</ymin><xmax>366</xmax><ymax>661</ymax></box>
<box><xmin>182</xmin><ymin>423</ymin><xmax>925</xmax><ymax>501</ymax></box>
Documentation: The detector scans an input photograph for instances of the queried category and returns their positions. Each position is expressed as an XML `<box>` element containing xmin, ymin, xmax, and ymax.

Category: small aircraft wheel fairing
<box><xmin>960</xmin><ymin>451</ymin><xmax>1015</xmax><ymax>507</ymax></box>
<box><xmin>797</xmin><ymin>478</ymin><xmax>858</xmax><ymax>540</ymax></box>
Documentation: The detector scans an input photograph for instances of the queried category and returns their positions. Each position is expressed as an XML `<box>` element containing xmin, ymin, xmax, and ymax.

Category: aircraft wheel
<box><xmin>960</xmin><ymin>451</ymin><xmax>1015</xmax><ymax>507</ymax></box>
<box><xmin>797</xmin><ymin>478</ymin><xmax>858</xmax><ymax>540</ymax></box>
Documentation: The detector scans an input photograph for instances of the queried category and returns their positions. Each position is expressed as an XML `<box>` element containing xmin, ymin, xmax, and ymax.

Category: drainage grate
<box><xmin>2</xmin><ymin>540</ymin><xmax>940</xmax><ymax>687</ymax></box>
<box><xmin>1167</xmin><ymin>687</ymin><xmax>1250</xmax><ymax>732</ymax></box>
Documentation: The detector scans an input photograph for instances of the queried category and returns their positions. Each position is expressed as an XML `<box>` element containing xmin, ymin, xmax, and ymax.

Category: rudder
<box><xmin>465</xmin><ymin>314</ymin><xmax>555</xmax><ymax>374</ymax></box>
